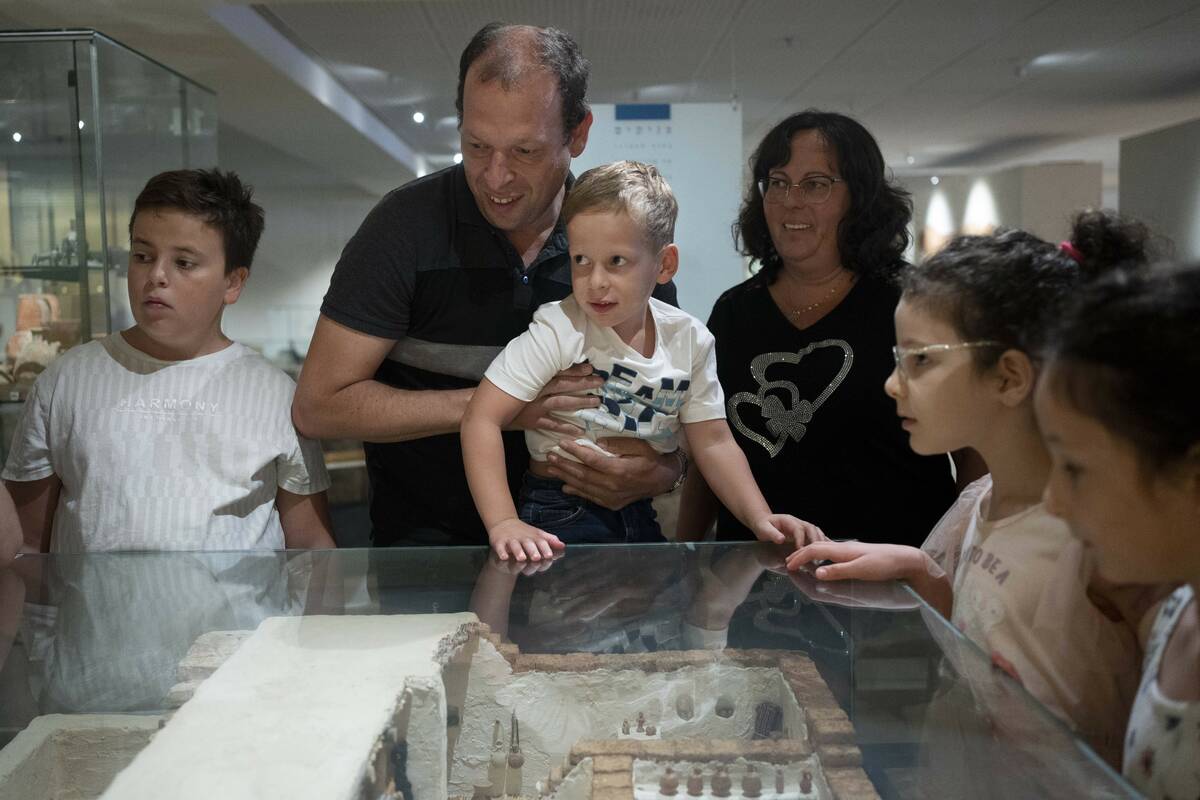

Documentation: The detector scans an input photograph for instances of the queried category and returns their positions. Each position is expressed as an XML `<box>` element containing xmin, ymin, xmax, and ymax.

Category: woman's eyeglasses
<box><xmin>758</xmin><ymin>174</ymin><xmax>844</xmax><ymax>205</ymax></box>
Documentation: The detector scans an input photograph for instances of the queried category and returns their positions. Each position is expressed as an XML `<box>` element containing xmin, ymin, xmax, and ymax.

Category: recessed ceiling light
<box><xmin>11</xmin><ymin>132</ymin><xmax>21</xmax><ymax>143</ymax></box>
<box><xmin>412</xmin><ymin>111</ymin><xmax>425</xmax><ymax>124</ymax></box>
<box><xmin>78</xmin><ymin>120</ymin><xmax>85</xmax><ymax>130</ymax></box>
<box><xmin>930</xmin><ymin>176</ymin><xmax>940</xmax><ymax>186</ymax></box>
<box><xmin>453</xmin><ymin>152</ymin><xmax>462</xmax><ymax>164</ymax></box>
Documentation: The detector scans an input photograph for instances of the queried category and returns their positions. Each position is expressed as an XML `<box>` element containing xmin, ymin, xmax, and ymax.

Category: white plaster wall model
<box><xmin>100</xmin><ymin>614</ymin><xmax>478</xmax><ymax>800</ymax></box>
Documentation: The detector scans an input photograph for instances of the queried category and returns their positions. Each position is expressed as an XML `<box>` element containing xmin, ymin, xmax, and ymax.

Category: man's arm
<box><xmin>277</xmin><ymin>488</ymin><xmax>336</xmax><ymax>550</ymax></box>
<box><xmin>5</xmin><ymin>476</ymin><xmax>61</xmax><ymax>554</ymax></box>
<box><xmin>294</xmin><ymin>316</ymin><xmax>604</xmax><ymax>443</ymax></box>
<box><xmin>293</xmin><ymin>315</ymin><xmax>473</xmax><ymax>442</ymax></box>
<box><xmin>676</xmin><ymin>470</ymin><xmax>720</xmax><ymax>542</ymax></box>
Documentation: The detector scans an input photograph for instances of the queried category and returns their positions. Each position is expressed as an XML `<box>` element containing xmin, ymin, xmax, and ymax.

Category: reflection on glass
<box><xmin>0</xmin><ymin>545</ymin><xmax>1138</xmax><ymax>798</ymax></box>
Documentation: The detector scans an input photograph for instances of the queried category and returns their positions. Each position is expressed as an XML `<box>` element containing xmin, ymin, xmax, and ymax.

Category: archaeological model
<box><xmin>0</xmin><ymin>613</ymin><xmax>879</xmax><ymax>800</ymax></box>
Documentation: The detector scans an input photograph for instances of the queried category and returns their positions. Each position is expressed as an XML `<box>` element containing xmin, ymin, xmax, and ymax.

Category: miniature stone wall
<box><xmin>0</xmin><ymin>714</ymin><xmax>161</xmax><ymax>800</ymax></box>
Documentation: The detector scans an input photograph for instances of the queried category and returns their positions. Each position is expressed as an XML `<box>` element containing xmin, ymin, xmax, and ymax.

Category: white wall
<box><xmin>904</xmin><ymin>162</ymin><xmax>1102</xmax><ymax>260</ymax></box>
<box><xmin>217</xmin><ymin>123</ymin><xmax>382</xmax><ymax>362</ymax></box>
<box><xmin>573</xmin><ymin>103</ymin><xmax>744</xmax><ymax>320</ymax></box>
<box><xmin>1120</xmin><ymin>117</ymin><xmax>1200</xmax><ymax>261</ymax></box>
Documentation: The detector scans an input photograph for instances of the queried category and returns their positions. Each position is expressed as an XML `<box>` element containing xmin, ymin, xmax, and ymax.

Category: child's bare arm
<box><xmin>683</xmin><ymin>419</ymin><xmax>825</xmax><ymax>549</ymax></box>
<box><xmin>0</xmin><ymin>483</ymin><xmax>21</xmax><ymax>566</ymax></box>
<box><xmin>786</xmin><ymin>541</ymin><xmax>954</xmax><ymax>617</ymax></box>
<box><xmin>462</xmin><ymin>379</ymin><xmax>564</xmax><ymax>562</ymax></box>
<box><xmin>277</xmin><ymin>489</ymin><xmax>336</xmax><ymax>549</ymax></box>
<box><xmin>5</xmin><ymin>476</ymin><xmax>61</xmax><ymax>554</ymax></box>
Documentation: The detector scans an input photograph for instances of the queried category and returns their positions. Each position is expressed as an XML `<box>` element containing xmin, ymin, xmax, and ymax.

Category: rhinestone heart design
<box><xmin>727</xmin><ymin>339</ymin><xmax>854</xmax><ymax>457</ymax></box>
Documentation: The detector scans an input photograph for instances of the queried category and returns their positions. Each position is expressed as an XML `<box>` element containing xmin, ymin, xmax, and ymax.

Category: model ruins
<box><xmin>0</xmin><ymin>614</ymin><xmax>879</xmax><ymax>800</ymax></box>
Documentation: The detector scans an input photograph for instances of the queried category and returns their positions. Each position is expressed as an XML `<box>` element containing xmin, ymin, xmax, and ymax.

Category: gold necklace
<box><xmin>786</xmin><ymin>272</ymin><xmax>855</xmax><ymax>316</ymax></box>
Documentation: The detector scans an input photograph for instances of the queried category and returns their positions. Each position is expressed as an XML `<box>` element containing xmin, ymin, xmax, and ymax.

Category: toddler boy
<box><xmin>462</xmin><ymin>161</ymin><xmax>823</xmax><ymax>561</ymax></box>
<box><xmin>3</xmin><ymin>169</ymin><xmax>334</xmax><ymax>553</ymax></box>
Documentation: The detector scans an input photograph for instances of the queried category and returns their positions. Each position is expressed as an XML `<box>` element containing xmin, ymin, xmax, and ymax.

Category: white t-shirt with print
<box><xmin>2</xmin><ymin>333</ymin><xmax>330</xmax><ymax>553</ymax></box>
<box><xmin>485</xmin><ymin>296</ymin><xmax>726</xmax><ymax>461</ymax></box>
<box><xmin>922</xmin><ymin>476</ymin><xmax>1140</xmax><ymax>765</ymax></box>
<box><xmin>1124</xmin><ymin>585</ymin><xmax>1200</xmax><ymax>799</ymax></box>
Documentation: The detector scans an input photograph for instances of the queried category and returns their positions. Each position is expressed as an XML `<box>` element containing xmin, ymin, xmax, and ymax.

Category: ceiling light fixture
<box><xmin>906</xmin><ymin>155</ymin><xmax>915</xmax><ymax>165</ymax></box>
<box><xmin>412</xmin><ymin>111</ymin><xmax>425</xmax><ymax>124</ymax></box>
<box><xmin>11</xmin><ymin>132</ymin><xmax>21</xmax><ymax>143</ymax></box>
<box><xmin>453</xmin><ymin>152</ymin><xmax>462</xmax><ymax>164</ymax></box>
<box><xmin>930</xmin><ymin>176</ymin><xmax>940</xmax><ymax>186</ymax></box>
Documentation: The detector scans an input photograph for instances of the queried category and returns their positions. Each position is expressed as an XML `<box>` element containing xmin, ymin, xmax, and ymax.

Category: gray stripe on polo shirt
<box><xmin>387</xmin><ymin>337</ymin><xmax>503</xmax><ymax>381</ymax></box>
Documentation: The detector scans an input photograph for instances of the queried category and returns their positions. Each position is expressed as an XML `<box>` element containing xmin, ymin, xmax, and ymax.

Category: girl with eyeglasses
<box><xmin>1036</xmin><ymin>262</ymin><xmax>1200</xmax><ymax>798</ymax></box>
<box><xmin>789</xmin><ymin>210</ymin><xmax>1166</xmax><ymax>765</ymax></box>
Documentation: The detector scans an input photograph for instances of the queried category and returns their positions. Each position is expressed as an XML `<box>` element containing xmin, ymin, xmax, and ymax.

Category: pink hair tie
<box><xmin>1059</xmin><ymin>240</ymin><xmax>1084</xmax><ymax>265</ymax></box>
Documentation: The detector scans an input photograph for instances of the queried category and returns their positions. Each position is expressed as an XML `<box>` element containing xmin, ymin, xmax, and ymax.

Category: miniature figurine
<box><xmin>800</xmin><ymin>770</ymin><xmax>812</xmax><ymax>794</ymax></box>
<box><xmin>711</xmin><ymin>766</ymin><xmax>731</xmax><ymax>797</ymax></box>
<box><xmin>676</xmin><ymin>694</ymin><xmax>695</xmax><ymax>721</ymax></box>
<box><xmin>636</xmin><ymin>711</ymin><xmax>646</xmax><ymax>732</ymax></box>
<box><xmin>742</xmin><ymin>764</ymin><xmax>762</xmax><ymax>798</ymax></box>
<box><xmin>487</xmin><ymin>721</ymin><xmax>506</xmax><ymax>798</ymax></box>
<box><xmin>775</xmin><ymin>768</ymin><xmax>785</xmax><ymax>794</ymax></box>
<box><xmin>505</xmin><ymin>712</ymin><xmax>524</xmax><ymax>796</ymax></box>
<box><xmin>508</xmin><ymin>712</ymin><xmax>524</xmax><ymax>768</ymax></box>
<box><xmin>645</xmin><ymin>724</ymin><xmax>657</xmax><ymax>736</ymax></box>
<box><xmin>753</xmin><ymin>703</ymin><xmax>783</xmax><ymax>740</ymax></box>
<box><xmin>686</xmin><ymin>767</ymin><xmax>704</xmax><ymax>796</ymax></box>
<box><xmin>660</xmin><ymin>766</ymin><xmax>679</xmax><ymax>796</ymax></box>
<box><xmin>622</xmin><ymin>719</ymin><xmax>631</xmax><ymax>735</ymax></box>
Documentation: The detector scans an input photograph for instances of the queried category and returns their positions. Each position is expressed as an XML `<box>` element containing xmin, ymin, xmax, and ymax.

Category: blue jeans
<box><xmin>517</xmin><ymin>473</ymin><xmax>665</xmax><ymax>544</ymax></box>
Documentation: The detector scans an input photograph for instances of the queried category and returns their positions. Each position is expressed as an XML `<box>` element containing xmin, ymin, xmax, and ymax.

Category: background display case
<box><xmin>0</xmin><ymin>30</ymin><xmax>216</xmax><ymax>455</ymax></box>
<box><xmin>0</xmin><ymin>544</ymin><xmax>1139</xmax><ymax>799</ymax></box>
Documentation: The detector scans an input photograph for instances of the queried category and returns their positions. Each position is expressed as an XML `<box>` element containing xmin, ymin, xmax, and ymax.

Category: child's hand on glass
<box><xmin>785</xmin><ymin>540</ymin><xmax>927</xmax><ymax>582</ymax></box>
<box><xmin>487</xmin><ymin>518</ymin><xmax>565</xmax><ymax>562</ymax></box>
<box><xmin>751</xmin><ymin>514</ymin><xmax>828</xmax><ymax>551</ymax></box>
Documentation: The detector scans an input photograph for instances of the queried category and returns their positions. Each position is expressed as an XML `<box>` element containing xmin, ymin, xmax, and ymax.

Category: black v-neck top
<box><xmin>706</xmin><ymin>272</ymin><xmax>956</xmax><ymax>545</ymax></box>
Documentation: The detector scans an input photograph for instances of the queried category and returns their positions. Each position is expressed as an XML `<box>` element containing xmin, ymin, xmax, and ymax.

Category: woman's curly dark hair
<box><xmin>734</xmin><ymin>109</ymin><xmax>912</xmax><ymax>284</ymax></box>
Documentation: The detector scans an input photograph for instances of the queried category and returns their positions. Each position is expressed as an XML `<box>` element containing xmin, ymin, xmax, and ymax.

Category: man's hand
<box><xmin>545</xmin><ymin>438</ymin><xmax>677</xmax><ymax>510</ymax></box>
<box><xmin>751</xmin><ymin>514</ymin><xmax>828</xmax><ymax>550</ymax></box>
<box><xmin>507</xmin><ymin>363</ymin><xmax>602</xmax><ymax>435</ymax></box>
<box><xmin>488</xmin><ymin>518</ymin><xmax>565</xmax><ymax>563</ymax></box>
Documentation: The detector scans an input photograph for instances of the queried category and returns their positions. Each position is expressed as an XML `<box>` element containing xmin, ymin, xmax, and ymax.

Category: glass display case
<box><xmin>0</xmin><ymin>30</ymin><xmax>216</xmax><ymax>451</ymax></box>
<box><xmin>0</xmin><ymin>544</ymin><xmax>1138</xmax><ymax>798</ymax></box>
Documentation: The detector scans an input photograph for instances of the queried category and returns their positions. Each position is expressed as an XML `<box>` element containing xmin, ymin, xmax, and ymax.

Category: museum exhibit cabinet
<box><xmin>0</xmin><ymin>30</ymin><xmax>216</xmax><ymax>457</ymax></box>
<box><xmin>0</xmin><ymin>543</ymin><xmax>1139</xmax><ymax>799</ymax></box>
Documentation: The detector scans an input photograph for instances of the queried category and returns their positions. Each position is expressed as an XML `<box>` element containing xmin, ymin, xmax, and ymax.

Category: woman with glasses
<box><xmin>677</xmin><ymin>110</ymin><xmax>959</xmax><ymax>546</ymax></box>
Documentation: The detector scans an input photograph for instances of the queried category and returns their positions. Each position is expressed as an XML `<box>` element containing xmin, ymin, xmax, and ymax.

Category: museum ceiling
<box><xmin>2</xmin><ymin>0</ymin><xmax>1199</xmax><ymax>197</ymax></box>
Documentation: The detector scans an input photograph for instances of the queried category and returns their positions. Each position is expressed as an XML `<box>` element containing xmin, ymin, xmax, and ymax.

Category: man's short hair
<box><xmin>129</xmin><ymin>169</ymin><xmax>265</xmax><ymax>272</ymax></box>
<box><xmin>562</xmin><ymin>161</ymin><xmax>677</xmax><ymax>252</ymax></box>
<box><xmin>456</xmin><ymin>22</ymin><xmax>590</xmax><ymax>141</ymax></box>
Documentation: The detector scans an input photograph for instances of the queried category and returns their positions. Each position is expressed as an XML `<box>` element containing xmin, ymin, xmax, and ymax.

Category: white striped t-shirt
<box><xmin>2</xmin><ymin>333</ymin><xmax>330</xmax><ymax>553</ymax></box>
